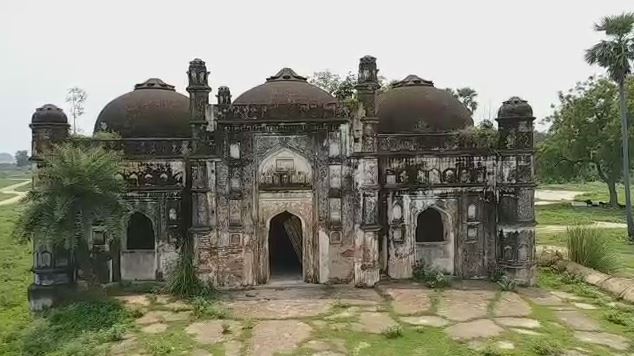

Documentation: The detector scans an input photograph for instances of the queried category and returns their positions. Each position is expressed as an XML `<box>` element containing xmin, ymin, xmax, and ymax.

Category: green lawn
<box><xmin>0</xmin><ymin>205</ymin><xmax>33</xmax><ymax>355</ymax></box>
<box><xmin>540</xmin><ymin>181</ymin><xmax>628</xmax><ymax>205</ymax></box>
<box><xmin>536</xmin><ymin>203</ymin><xmax>627</xmax><ymax>225</ymax></box>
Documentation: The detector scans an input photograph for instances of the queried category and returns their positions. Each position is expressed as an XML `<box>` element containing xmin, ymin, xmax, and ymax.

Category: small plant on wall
<box><xmin>412</xmin><ymin>263</ymin><xmax>451</xmax><ymax>288</ymax></box>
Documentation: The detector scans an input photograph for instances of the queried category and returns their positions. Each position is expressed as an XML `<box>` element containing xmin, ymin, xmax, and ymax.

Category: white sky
<box><xmin>1</xmin><ymin>0</ymin><xmax>632</xmax><ymax>154</ymax></box>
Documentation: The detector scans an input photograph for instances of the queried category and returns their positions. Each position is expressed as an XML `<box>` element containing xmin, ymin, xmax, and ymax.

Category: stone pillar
<box><xmin>186</xmin><ymin>59</ymin><xmax>216</xmax><ymax>253</ymax></box>
<box><xmin>352</xmin><ymin>55</ymin><xmax>381</xmax><ymax>287</ymax></box>
<box><xmin>495</xmin><ymin>97</ymin><xmax>536</xmax><ymax>285</ymax></box>
<box><xmin>28</xmin><ymin>104</ymin><xmax>74</xmax><ymax>310</ymax></box>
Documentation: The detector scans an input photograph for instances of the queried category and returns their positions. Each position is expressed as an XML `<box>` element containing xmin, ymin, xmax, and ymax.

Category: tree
<box><xmin>446</xmin><ymin>87</ymin><xmax>478</xmax><ymax>113</ymax></box>
<box><xmin>539</xmin><ymin>76</ymin><xmax>634</xmax><ymax>206</ymax></box>
<box><xmin>14</xmin><ymin>150</ymin><xmax>29</xmax><ymax>167</ymax></box>
<box><xmin>13</xmin><ymin>143</ymin><xmax>128</xmax><ymax>282</ymax></box>
<box><xmin>65</xmin><ymin>87</ymin><xmax>88</xmax><ymax>135</ymax></box>
<box><xmin>585</xmin><ymin>12</ymin><xmax>634</xmax><ymax>239</ymax></box>
<box><xmin>309</xmin><ymin>70</ymin><xmax>395</xmax><ymax>114</ymax></box>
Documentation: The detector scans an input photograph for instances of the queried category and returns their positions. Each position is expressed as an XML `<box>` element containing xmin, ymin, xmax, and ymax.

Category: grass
<box><xmin>0</xmin><ymin>205</ymin><xmax>32</xmax><ymax>355</ymax></box>
<box><xmin>565</xmin><ymin>226</ymin><xmax>622</xmax><ymax>273</ymax></box>
<box><xmin>536</xmin><ymin>203</ymin><xmax>626</xmax><ymax>225</ymax></box>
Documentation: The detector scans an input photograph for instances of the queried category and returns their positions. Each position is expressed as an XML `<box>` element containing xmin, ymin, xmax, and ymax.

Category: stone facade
<box><xmin>29</xmin><ymin>56</ymin><xmax>536</xmax><ymax>299</ymax></box>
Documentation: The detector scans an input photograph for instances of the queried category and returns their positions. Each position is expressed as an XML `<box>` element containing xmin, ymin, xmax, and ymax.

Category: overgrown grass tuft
<box><xmin>167</xmin><ymin>238</ymin><xmax>216</xmax><ymax>299</ymax></box>
<box><xmin>565</xmin><ymin>226</ymin><xmax>622</xmax><ymax>273</ymax></box>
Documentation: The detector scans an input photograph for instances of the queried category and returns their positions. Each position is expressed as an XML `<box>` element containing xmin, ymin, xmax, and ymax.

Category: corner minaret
<box><xmin>352</xmin><ymin>55</ymin><xmax>381</xmax><ymax>287</ymax></box>
<box><xmin>495</xmin><ymin>97</ymin><xmax>536</xmax><ymax>285</ymax></box>
<box><xmin>187</xmin><ymin>58</ymin><xmax>212</xmax><ymax>147</ymax></box>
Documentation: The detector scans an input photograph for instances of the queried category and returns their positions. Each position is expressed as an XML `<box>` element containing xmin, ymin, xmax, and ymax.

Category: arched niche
<box><xmin>126</xmin><ymin>212</ymin><xmax>155</xmax><ymax>250</ymax></box>
<box><xmin>415</xmin><ymin>208</ymin><xmax>445</xmax><ymax>243</ymax></box>
<box><xmin>258</xmin><ymin>148</ymin><xmax>312</xmax><ymax>189</ymax></box>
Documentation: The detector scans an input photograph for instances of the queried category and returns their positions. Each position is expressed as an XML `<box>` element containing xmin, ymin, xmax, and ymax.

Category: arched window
<box><xmin>415</xmin><ymin>208</ymin><xmax>444</xmax><ymax>242</ymax></box>
<box><xmin>126</xmin><ymin>213</ymin><xmax>155</xmax><ymax>250</ymax></box>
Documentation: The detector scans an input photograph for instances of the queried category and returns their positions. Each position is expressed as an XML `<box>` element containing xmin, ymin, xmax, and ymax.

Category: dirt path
<box><xmin>0</xmin><ymin>180</ymin><xmax>30</xmax><ymax>206</ymax></box>
<box><xmin>535</xmin><ymin>189</ymin><xmax>584</xmax><ymax>205</ymax></box>
<box><xmin>537</xmin><ymin>221</ymin><xmax>627</xmax><ymax>234</ymax></box>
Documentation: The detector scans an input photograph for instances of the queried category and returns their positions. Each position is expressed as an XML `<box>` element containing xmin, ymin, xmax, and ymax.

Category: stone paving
<box><xmin>110</xmin><ymin>281</ymin><xmax>633</xmax><ymax>355</ymax></box>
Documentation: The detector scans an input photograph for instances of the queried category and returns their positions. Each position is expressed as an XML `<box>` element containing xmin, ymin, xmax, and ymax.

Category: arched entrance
<box><xmin>268</xmin><ymin>211</ymin><xmax>303</xmax><ymax>280</ymax></box>
<box><xmin>416</xmin><ymin>208</ymin><xmax>444</xmax><ymax>242</ymax></box>
<box><xmin>121</xmin><ymin>212</ymin><xmax>156</xmax><ymax>281</ymax></box>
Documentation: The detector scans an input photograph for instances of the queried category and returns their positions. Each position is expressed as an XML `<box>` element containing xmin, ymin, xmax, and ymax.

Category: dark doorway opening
<box><xmin>416</xmin><ymin>208</ymin><xmax>444</xmax><ymax>242</ymax></box>
<box><xmin>268</xmin><ymin>211</ymin><xmax>302</xmax><ymax>280</ymax></box>
<box><xmin>126</xmin><ymin>212</ymin><xmax>155</xmax><ymax>250</ymax></box>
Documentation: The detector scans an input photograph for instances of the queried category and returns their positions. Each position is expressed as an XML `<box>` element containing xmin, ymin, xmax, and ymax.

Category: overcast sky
<box><xmin>0</xmin><ymin>0</ymin><xmax>631</xmax><ymax>154</ymax></box>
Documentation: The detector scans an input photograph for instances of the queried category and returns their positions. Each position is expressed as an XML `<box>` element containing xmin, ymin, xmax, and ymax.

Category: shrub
<box><xmin>565</xmin><ymin>226</ymin><xmax>622</xmax><ymax>273</ymax></box>
<box><xmin>412</xmin><ymin>264</ymin><xmax>451</xmax><ymax>288</ymax></box>
<box><xmin>381</xmin><ymin>325</ymin><xmax>403</xmax><ymax>339</ymax></box>
<box><xmin>167</xmin><ymin>238</ymin><xmax>215</xmax><ymax>298</ymax></box>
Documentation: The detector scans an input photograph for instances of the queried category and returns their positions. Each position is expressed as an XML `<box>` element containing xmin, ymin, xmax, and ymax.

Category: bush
<box><xmin>167</xmin><ymin>238</ymin><xmax>216</xmax><ymax>299</ymax></box>
<box><xmin>413</xmin><ymin>264</ymin><xmax>451</xmax><ymax>288</ymax></box>
<box><xmin>565</xmin><ymin>226</ymin><xmax>622</xmax><ymax>273</ymax></box>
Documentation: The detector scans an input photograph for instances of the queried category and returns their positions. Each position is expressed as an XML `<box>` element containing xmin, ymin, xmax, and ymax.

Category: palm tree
<box><xmin>14</xmin><ymin>143</ymin><xmax>128</xmax><ymax>280</ymax></box>
<box><xmin>585</xmin><ymin>12</ymin><xmax>634</xmax><ymax>240</ymax></box>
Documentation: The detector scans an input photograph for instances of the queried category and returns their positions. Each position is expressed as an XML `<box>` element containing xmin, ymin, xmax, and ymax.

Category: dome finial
<box><xmin>266</xmin><ymin>68</ymin><xmax>307</xmax><ymax>82</ymax></box>
<box><xmin>393</xmin><ymin>75</ymin><xmax>434</xmax><ymax>88</ymax></box>
<box><xmin>135</xmin><ymin>78</ymin><xmax>175</xmax><ymax>91</ymax></box>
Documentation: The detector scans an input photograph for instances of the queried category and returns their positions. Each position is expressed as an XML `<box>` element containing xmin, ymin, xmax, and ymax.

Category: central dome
<box><xmin>94</xmin><ymin>78</ymin><xmax>190</xmax><ymax>138</ymax></box>
<box><xmin>233</xmin><ymin>68</ymin><xmax>336</xmax><ymax>106</ymax></box>
<box><xmin>377</xmin><ymin>75</ymin><xmax>473</xmax><ymax>133</ymax></box>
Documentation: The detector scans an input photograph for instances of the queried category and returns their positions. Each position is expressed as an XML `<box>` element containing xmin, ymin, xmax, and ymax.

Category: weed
<box><xmin>191</xmin><ymin>297</ymin><xmax>228</xmax><ymax>319</ymax></box>
<box><xmin>412</xmin><ymin>264</ymin><xmax>451</xmax><ymax>288</ymax></box>
<box><xmin>332</xmin><ymin>299</ymin><xmax>351</xmax><ymax>309</ymax></box>
<box><xmin>604</xmin><ymin>309</ymin><xmax>630</xmax><ymax>326</ymax></box>
<box><xmin>221</xmin><ymin>322</ymin><xmax>232</xmax><ymax>334</ymax></box>
<box><xmin>242</xmin><ymin>319</ymin><xmax>255</xmax><ymax>330</ymax></box>
<box><xmin>381</xmin><ymin>325</ymin><xmax>403</xmax><ymax>339</ymax></box>
<box><xmin>530</xmin><ymin>338</ymin><xmax>563</xmax><ymax>355</ymax></box>
<box><xmin>481</xmin><ymin>346</ymin><xmax>505</xmax><ymax>356</ymax></box>
<box><xmin>496</xmin><ymin>275</ymin><xmax>517</xmax><ymax>291</ymax></box>
<box><xmin>566</xmin><ymin>226</ymin><xmax>622</xmax><ymax>273</ymax></box>
<box><xmin>106</xmin><ymin>323</ymin><xmax>127</xmax><ymax>341</ymax></box>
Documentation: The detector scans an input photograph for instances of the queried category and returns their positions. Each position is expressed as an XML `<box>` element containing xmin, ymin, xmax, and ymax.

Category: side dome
<box><xmin>94</xmin><ymin>78</ymin><xmax>190</xmax><ymax>138</ymax></box>
<box><xmin>377</xmin><ymin>75</ymin><xmax>473</xmax><ymax>133</ymax></box>
<box><xmin>498</xmin><ymin>96</ymin><xmax>533</xmax><ymax>118</ymax></box>
<box><xmin>32</xmin><ymin>104</ymin><xmax>68</xmax><ymax>124</ymax></box>
<box><xmin>233</xmin><ymin>68</ymin><xmax>336</xmax><ymax>106</ymax></box>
